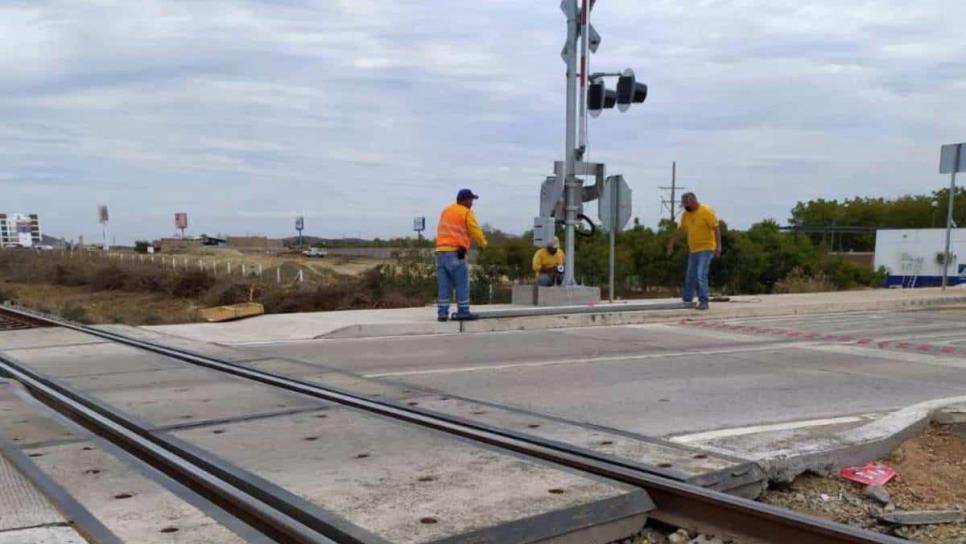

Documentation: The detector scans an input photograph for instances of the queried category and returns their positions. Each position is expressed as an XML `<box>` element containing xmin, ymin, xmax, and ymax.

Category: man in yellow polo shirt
<box><xmin>666</xmin><ymin>192</ymin><xmax>721</xmax><ymax>310</ymax></box>
<box><xmin>532</xmin><ymin>237</ymin><xmax>565</xmax><ymax>286</ymax></box>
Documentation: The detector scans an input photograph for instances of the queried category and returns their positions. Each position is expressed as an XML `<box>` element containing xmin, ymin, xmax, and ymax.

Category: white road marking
<box><xmin>363</xmin><ymin>342</ymin><xmax>817</xmax><ymax>378</ymax></box>
<box><xmin>667</xmin><ymin>414</ymin><xmax>875</xmax><ymax>444</ymax></box>
<box><xmin>806</xmin><ymin>343</ymin><xmax>966</xmax><ymax>369</ymax></box>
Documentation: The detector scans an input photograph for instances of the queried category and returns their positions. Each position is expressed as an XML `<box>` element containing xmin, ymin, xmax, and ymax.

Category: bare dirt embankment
<box><xmin>763</xmin><ymin>424</ymin><xmax>966</xmax><ymax>543</ymax></box>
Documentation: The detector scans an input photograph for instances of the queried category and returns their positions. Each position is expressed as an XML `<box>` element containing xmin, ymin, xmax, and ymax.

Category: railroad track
<box><xmin>0</xmin><ymin>305</ymin><xmax>905</xmax><ymax>544</ymax></box>
<box><xmin>0</xmin><ymin>306</ymin><xmax>49</xmax><ymax>331</ymax></box>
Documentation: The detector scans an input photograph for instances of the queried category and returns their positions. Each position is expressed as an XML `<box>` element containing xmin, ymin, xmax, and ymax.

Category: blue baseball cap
<box><xmin>456</xmin><ymin>188</ymin><xmax>479</xmax><ymax>201</ymax></box>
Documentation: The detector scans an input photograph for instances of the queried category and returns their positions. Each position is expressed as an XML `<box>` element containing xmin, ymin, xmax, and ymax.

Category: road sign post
<box><xmin>97</xmin><ymin>205</ymin><xmax>109</xmax><ymax>251</ymax></box>
<box><xmin>413</xmin><ymin>216</ymin><xmax>426</xmax><ymax>241</ymax></box>
<box><xmin>174</xmin><ymin>213</ymin><xmax>188</xmax><ymax>239</ymax></box>
<box><xmin>940</xmin><ymin>143</ymin><xmax>966</xmax><ymax>290</ymax></box>
<box><xmin>599</xmin><ymin>175</ymin><xmax>631</xmax><ymax>301</ymax></box>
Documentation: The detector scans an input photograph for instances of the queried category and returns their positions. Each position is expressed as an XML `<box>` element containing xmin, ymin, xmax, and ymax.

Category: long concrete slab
<box><xmin>167</xmin><ymin>407</ymin><xmax>651</xmax><ymax>544</ymax></box>
<box><xmin>233</xmin><ymin>357</ymin><xmax>766</xmax><ymax>497</ymax></box>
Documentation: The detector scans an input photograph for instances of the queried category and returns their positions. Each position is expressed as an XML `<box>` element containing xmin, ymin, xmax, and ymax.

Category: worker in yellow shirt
<box><xmin>435</xmin><ymin>188</ymin><xmax>488</xmax><ymax>322</ymax></box>
<box><xmin>666</xmin><ymin>192</ymin><xmax>721</xmax><ymax>310</ymax></box>
<box><xmin>532</xmin><ymin>236</ymin><xmax>565</xmax><ymax>286</ymax></box>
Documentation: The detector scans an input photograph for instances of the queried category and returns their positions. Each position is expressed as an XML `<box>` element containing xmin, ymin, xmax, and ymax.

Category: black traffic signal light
<box><xmin>588</xmin><ymin>81</ymin><xmax>617</xmax><ymax>117</ymax></box>
<box><xmin>616</xmin><ymin>69</ymin><xmax>647</xmax><ymax>112</ymax></box>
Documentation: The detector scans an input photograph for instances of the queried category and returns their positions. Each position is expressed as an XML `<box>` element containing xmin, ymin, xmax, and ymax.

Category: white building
<box><xmin>874</xmin><ymin>228</ymin><xmax>966</xmax><ymax>287</ymax></box>
<box><xmin>0</xmin><ymin>213</ymin><xmax>42</xmax><ymax>248</ymax></box>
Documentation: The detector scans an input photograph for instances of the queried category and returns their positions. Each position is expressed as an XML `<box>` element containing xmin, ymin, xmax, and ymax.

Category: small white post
<box><xmin>276</xmin><ymin>267</ymin><xmax>281</xmax><ymax>284</ymax></box>
<box><xmin>297</xmin><ymin>269</ymin><xmax>304</xmax><ymax>283</ymax></box>
<box><xmin>258</xmin><ymin>264</ymin><xmax>263</xmax><ymax>278</ymax></box>
<box><xmin>242</xmin><ymin>263</ymin><xmax>247</xmax><ymax>277</ymax></box>
<box><xmin>227</xmin><ymin>262</ymin><xmax>232</xmax><ymax>275</ymax></box>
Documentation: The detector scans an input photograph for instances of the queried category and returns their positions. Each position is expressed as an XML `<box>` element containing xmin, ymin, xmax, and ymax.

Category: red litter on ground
<box><xmin>840</xmin><ymin>463</ymin><xmax>896</xmax><ymax>486</ymax></box>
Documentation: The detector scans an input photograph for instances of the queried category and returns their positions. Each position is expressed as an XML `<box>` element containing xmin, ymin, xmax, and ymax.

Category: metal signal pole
<box><xmin>562</xmin><ymin>0</ymin><xmax>579</xmax><ymax>287</ymax></box>
<box><xmin>942</xmin><ymin>146</ymin><xmax>960</xmax><ymax>290</ymax></box>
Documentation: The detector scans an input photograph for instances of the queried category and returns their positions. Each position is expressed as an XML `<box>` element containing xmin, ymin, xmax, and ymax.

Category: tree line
<box><xmin>374</xmin><ymin>189</ymin><xmax>966</xmax><ymax>301</ymax></box>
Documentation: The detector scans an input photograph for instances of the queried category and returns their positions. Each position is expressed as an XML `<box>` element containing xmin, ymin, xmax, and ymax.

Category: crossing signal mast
<box><xmin>538</xmin><ymin>0</ymin><xmax>649</xmax><ymax>288</ymax></box>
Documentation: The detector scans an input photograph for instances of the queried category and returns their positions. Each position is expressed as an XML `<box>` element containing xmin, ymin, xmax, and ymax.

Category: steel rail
<box><xmin>0</xmin><ymin>305</ymin><xmax>906</xmax><ymax>544</ymax></box>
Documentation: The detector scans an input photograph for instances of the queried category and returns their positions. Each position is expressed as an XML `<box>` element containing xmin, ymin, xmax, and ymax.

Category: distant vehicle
<box><xmin>302</xmin><ymin>247</ymin><xmax>328</xmax><ymax>258</ymax></box>
<box><xmin>35</xmin><ymin>245</ymin><xmax>55</xmax><ymax>251</ymax></box>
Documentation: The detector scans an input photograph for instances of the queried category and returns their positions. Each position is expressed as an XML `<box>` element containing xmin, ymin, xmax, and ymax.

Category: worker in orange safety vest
<box><xmin>435</xmin><ymin>188</ymin><xmax>488</xmax><ymax>321</ymax></box>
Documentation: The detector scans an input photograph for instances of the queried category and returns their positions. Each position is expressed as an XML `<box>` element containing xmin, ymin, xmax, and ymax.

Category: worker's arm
<box><xmin>665</xmin><ymin>225</ymin><xmax>684</xmax><ymax>256</ymax></box>
<box><xmin>466</xmin><ymin>210</ymin><xmax>488</xmax><ymax>249</ymax></box>
<box><xmin>532</xmin><ymin>252</ymin><xmax>543</xmax><ymax>275</ymax></box>
<box><xmin>707</xmin><ymin>208</ymin><xmax>721</xmax><ymax>257</ymax></box>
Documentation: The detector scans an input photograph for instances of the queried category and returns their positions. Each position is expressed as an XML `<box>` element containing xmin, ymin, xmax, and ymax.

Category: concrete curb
<box><xmin>701</xmin><ymin>395</ymin><xmax>966</xmax><ymax>484</ymax></box>
<box><xmin>320</xmin><ymin>293</ymin><xmax>966</xmax><ymax>339</ymax></box>
<box><xmin>319</xmin><ymin>321</ymin><xmax>456</xmax><ymax>339</ymax></box>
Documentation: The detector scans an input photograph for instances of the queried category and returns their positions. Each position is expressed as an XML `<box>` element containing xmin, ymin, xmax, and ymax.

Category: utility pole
<box><xmin>658</xmin><ymin>162</ymin><xmax>684</xmax><ymax>224</ymax></box>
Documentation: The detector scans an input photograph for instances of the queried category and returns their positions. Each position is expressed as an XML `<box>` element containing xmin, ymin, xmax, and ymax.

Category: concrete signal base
<box><xmin>512</xmin><ymin>285</ymin><xmax>601</xmax><ymax>306</ymax></box>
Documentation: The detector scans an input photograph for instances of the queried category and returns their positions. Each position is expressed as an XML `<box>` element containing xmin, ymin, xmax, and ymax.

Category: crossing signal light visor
<box><xmin>588</xmin><ymin>81</ymin><xmax>617</xmax><ymax>117</ymax></box>
<box><xmin>616</xmin><ymin>69</ymin><xmax>647</xmax><ymax>112</ymax></box>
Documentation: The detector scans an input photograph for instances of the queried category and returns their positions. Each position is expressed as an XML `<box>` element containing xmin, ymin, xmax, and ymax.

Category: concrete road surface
<box><xmin>240</xmin><ymin>308</ymin><xmax>966</xmax><ymax>439</ymax></box>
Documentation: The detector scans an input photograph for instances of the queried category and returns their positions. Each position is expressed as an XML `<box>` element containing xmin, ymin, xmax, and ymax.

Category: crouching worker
<box><xmin>533</xmin><ymin>236</ymin><xmax>565</xmax><ymax>287</ymax></box>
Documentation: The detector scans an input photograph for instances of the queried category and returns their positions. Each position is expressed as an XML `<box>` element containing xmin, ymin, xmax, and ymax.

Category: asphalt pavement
<box><xmin>241</xmin><ymin>308</ymin><xmax>966</xmax><ymax>438</ymax></box>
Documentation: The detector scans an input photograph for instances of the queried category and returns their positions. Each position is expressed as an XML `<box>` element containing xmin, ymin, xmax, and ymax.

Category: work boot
<box><xmin>696</xmin><ymin>303</ymin><xmax>710</xmax><ymax>311</ymax></box>
<box><xmin>437</xmin><ymin>316</ymin><xmax>448</xmax><ymax>322</ymax></box>
<box><xmin>682</xmin><ymin>301</ymin><xmax>695</xmax><ymax>309</ymax></box>
<box><xmin>452</xmin><ymin>312</ymin><xmax>479</xmax><ymax>321</ymax></box>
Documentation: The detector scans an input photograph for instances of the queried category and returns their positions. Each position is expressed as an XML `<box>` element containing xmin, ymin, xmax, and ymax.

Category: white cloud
<box><xmin>1</xmin><ymin>0</ymin><xmax>965</xmax><ymax>243</ymax></box>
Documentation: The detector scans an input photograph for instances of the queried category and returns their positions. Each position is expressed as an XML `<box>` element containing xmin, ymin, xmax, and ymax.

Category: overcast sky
<box><xmin>2</xmin><ymin>0</ymin><xmax>965</xmax><ymax>244</ymax></box>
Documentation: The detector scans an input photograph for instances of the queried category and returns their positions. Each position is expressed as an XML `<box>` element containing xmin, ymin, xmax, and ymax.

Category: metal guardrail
<box><xmin>0</xmin><ymin>305</ymin><xmax>905</xmax><ymax>544</ymax></box>
<box><xmin>473</xmin><ymin>301</ymin><xmax>687</xmax><ymax>319</ymax></box>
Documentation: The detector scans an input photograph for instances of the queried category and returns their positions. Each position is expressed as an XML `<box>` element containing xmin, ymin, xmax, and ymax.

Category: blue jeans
<box><xmin>683</xmin><ymin>250</ymin><xmax>714</xmax><ymax>305</ymax></box>
<box><xmin>437</xmin><ymin>251</ymin><xmax>469</xmax><ymax>318</ymax></box>
<box><xmin>537</xmin><ymin>273</ymin><xmax>561</xmax><ymax>287</ymax></box>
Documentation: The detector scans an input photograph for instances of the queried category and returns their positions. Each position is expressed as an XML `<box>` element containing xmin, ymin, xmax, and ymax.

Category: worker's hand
<box><xmin>715</xmin><ymin>247</ymin><xmax>722</xmax><ymax>258</ymax></box>
<box><xmin>665</xmin><ymin>243</ymin><xmax>674</xmax><ymax>257</ymax></box>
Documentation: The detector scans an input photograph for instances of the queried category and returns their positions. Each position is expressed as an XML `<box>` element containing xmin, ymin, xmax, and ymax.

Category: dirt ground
<box><xmin>0</xmin><ymin>281</ymin><xmax>200</xmax><ymax>325</ymax></box>
<box><xmin>763</xmin><ymin>423</ymin><xmax>966</xmax><ymax>543</ymax></box>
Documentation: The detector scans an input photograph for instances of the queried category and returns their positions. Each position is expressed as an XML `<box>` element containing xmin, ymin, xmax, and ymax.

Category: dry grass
<box><xmin>0</xmin><ymin>251</ymin><xmax>431</xmax><ymax>325</ymax></box>
<box><xmin>1</xmin><ymin>281</ymin><xmax>199</xmax><ymax>325</ymax></box>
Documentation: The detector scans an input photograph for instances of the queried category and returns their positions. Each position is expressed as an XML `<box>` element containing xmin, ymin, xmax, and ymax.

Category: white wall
<box><xmin>874</xmin><ymin>228</ymin><xmax>966</xmax><ymax>278</ymax></box>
